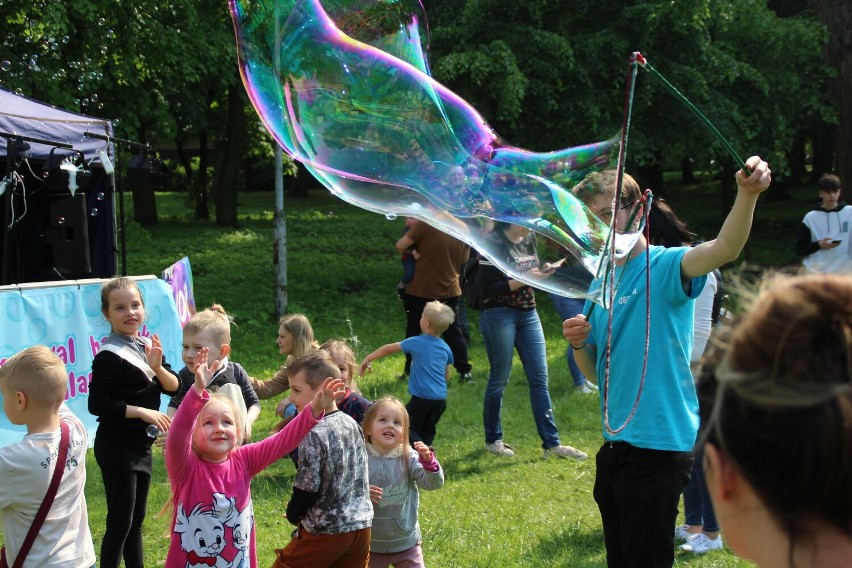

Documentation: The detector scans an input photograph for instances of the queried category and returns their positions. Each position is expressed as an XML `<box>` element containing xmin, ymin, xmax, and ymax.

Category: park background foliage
<box><xmin>1</xmin><ymin>0</ymin><xmax>849</xmax><ymax>221</ymax></box>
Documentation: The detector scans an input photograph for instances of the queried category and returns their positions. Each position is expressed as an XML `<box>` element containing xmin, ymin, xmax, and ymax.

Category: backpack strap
<box><xmin>10</xmin><ymin>421</ymin><xmax>70</xmax><ymax>568</ymax></box>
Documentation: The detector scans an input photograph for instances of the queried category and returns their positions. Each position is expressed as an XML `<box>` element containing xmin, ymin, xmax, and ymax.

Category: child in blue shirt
<box><xmin>359</xmin><ymin>300</ymin><xmax>454</xmax><ymax>447</ymax></box>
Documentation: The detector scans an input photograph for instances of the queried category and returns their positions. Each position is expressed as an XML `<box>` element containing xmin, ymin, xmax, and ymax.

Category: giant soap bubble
<box><xmin>229</xmin><ymin>0</ymin><xmax>641</xmax><ymax>303</ymax></box>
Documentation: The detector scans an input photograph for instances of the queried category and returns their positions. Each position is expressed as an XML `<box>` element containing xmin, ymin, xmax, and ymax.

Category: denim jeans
<box><xmin>549</xmin><ymin>293</ymin><xmax>587</xmax><ymax>387</ymax></box>
<box><xmin>683</xmin><ymin>444</ymin><xmax>719</xmax><ymax>532</ymax></box>
<box><xmin>479</xmin><ymin>306</ymin><xmax>561</xmax><ymax>448</ymax></box>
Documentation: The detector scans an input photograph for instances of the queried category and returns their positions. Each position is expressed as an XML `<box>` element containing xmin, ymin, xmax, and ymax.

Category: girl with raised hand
<box><xmin>165</xmin><ymin>347</ymin><xmax>344</xmax><ymax>568</ymax></box>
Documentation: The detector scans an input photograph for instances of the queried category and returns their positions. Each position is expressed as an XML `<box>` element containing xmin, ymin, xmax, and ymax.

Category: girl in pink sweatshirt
<box><xmin>165</xmin><ymin>348</ymin><xmax>344</xmax><ymax>568</ymax></box>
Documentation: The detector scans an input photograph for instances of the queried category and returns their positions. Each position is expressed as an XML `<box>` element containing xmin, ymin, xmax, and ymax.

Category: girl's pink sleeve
<box><xmin>240</xmin><ymin>407</ymin><xmax>323</xmax><ymax>475</ymax></box>
<box><xmin>165</xmin><ymin>388</ymin><xmax>208</xmax><ymax>481</ymax></box>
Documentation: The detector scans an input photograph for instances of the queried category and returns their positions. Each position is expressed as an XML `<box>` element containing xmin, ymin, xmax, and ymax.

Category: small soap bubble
<box><xmin>97</xmin><ymin>192</ymin><xmax>105</xmax><ymax>201</ymax></box>
<box><xmin>81</xmin><ymin>98</ymin><xmax>90</xmax><ymax>107</ymax></box>
<box><xmin>14</xmin><ymin>88</ymin><xmax>22</xmax><ymax>95</ymax></box>
<box><xmin>57</xmin><ymin>216</ymin><xmax>65</xmax><ymax>225</ymax></box>
<box><xmin>146</xmin><ymin>424</ymin><xmax>161</xmax><ymax>438</ymax></box>
<box><xmin>106</xmin><ymin>29</ymin><xmax>116</xmax><ymax>39</ymax></box>
<box><xmin>97</xmin><ymin>18</ymin><xmax>106</xmax><ymax>27</ymax></box>
<box><xmin>91</xmin><ymin>93</ymin><xmax>99</xmax><ymax>103</ymax></box>
<box><xmin>90</xmin><ymin>208</ymin><xmax>99</xmax><ymax>217</ymax></box>
<box><xmin>385</xmin><ymin>213</ymin><xmax>397</xmax><ymax>221</ymax></box>
<box><xmin>62</xmin><ymin>35</ymin><xmax>70</xmax><ymax>44</ymax></box>
<box><xmin>1</xmin><ymin>61</ymin><xmax>10</xmax><ymax>72</ymax></box>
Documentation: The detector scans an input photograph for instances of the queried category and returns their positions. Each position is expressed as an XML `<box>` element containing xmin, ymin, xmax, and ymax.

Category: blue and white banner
<box><xmin>0</xmin><ymin>276</ymin><xmax>184</xmax><ymax>447</ymax></box>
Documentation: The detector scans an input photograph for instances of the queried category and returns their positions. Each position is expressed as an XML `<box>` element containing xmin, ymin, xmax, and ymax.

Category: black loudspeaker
<box><xmin>44</xmin><ymin>194</ymin><xmax>91</xmax><ymax>274</ymax></box>
<box><xmin>0</xmin><ymin>166</ymin><xmax>115</xmax><ymax>285</ymax></box>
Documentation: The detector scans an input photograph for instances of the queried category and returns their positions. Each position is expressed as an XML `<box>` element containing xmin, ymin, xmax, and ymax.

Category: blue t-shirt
<box><xmin>584</xmin><ymin>245</ymin><xmax>706</xmax><ymax>452</ymax></box>
<box><xmin>400</xmin><ymin>335</ymin><xmax>453</xmax><ymax>400</ymax></box>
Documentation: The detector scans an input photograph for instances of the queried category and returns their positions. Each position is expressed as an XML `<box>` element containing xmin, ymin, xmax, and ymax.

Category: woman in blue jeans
<box><xmin>549</xmin><ymin>293</ymin><xmax>598</xmax><ymax>394</ymax></box>
<box><xmin>478</xmin><ymin>222</ymin><xmax>587</xmax><ymax>460</ymax></box>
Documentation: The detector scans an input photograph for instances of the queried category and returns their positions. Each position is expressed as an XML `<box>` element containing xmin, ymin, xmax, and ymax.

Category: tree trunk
<box><xmin>215</xmin><ymin>85</ymin><xmax>247</xmax><ymax>226</ymax></box>
<box><xmin>681</xmin><ymin>156</ymin><xmax>695</xmax><ymax>185</ymax></box>
<box><xmin>634</xmin><ymin>152</ymin><xmax>664</xmax><ymax>196</ymax></box>
<box><xmin>129</xmin><ymin>165</ymin><xmax>158</xmax><ymax>226</ymax></box>
<box><xmin>288</xmin><ymin>161</ymin><xmax>315</xmax><ymax>198</ymax></box>
<box><xmin>720</xmin><ymin>159</ymin><xmax>734</xmax><ymax>221</ymax></box>
<box><xmin>815</xmin><ymin>0</ymin><xmax>852</xmax><ymax>185</ymax></box>
<box><xmin>787</xmin><ymin>127</ymin><xmax>805</xmax><ymax>186</ymax></box>
<box><xmin>193</xmin><ymin>131</ymin><xmax>210</xmax><ymax>220</ymax></box>
<box><xmin>175</xmin><ymin>138</ymin><xmax>194</xmax><ymax>187</ymax></box>
<box><xmin>128</xmin><ymin>145</ymin><xmax>158</xmax><ymax>226</ymax></box>
<box><xmin>811</xmin><ymin>120</ymin><xmax>836</xmax><ymax>181</ymax></box>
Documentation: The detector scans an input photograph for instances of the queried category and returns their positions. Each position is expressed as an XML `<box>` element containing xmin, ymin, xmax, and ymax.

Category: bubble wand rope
<box><xmin>584</xmin><ymin>51</ymin><xmax>641</xmax><ymax>321</ymax></box>
<box><xmin>581</xmin><ymin>52</ymin><xmax>654</xmax><ymax>436</ymax></box>
<box><xmin>602</xmin><ymin>190</ymin><xmax>653</xmax><ymax>436</ymax></box>
<box><xmin>633</xmin><ymin>52</ymin><xmax>749</xmax><ymax>174</ymax></box>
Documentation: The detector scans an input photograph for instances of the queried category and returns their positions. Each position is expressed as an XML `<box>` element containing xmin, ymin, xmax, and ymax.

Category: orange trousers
<box><xmin>271</xmin><ymin>525</ymin><xmax>371</xmax><ymax>568</ymax></box>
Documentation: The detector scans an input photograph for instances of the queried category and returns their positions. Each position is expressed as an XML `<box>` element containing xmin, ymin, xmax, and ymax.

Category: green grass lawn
<box><xmin>77</xmin><ymin>178</ymin><xmax>816</xmax><ymax>566</ymax></box>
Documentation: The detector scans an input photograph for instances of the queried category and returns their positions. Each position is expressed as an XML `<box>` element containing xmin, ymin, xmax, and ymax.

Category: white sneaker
<box><xmin>680</xmin><ymin>533</ymin><xmax>723</xmax><ymax>553</ymax></box>
<box><xmin>543</xmin><ymin>445</ymin><xmax>588</xmax><ymax>461</ymax></box>
<box><xmin>485</xmin><ymin>440</ymin><xmax>515</xmax><ymax>457</ymax></box>
<box><xmin>674</xmin><ymin>524</ymin><xmax>693</xmax><ymax>542</ymax></box>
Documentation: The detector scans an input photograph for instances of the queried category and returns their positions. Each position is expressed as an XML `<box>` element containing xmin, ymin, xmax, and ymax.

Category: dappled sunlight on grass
<box><xmin>215</xmin><ymin>228</ymin><xmax>262</xmax><ymax>245</ymax></box>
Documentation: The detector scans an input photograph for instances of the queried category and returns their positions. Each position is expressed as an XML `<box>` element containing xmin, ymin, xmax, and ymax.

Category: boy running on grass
<box><xmin>359</xmin><ymin>300</ymin><xmax>455</xmax><ymax>448</ymax></box>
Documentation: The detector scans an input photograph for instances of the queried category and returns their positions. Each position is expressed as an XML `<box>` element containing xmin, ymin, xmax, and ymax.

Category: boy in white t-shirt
<box><xmin>0</xmin><ymin>345</ymin><xmax>96</xmax><ymax>567</ymax></box>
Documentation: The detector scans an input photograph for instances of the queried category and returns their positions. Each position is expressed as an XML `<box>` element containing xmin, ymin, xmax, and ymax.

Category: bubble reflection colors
<box><xmin>229</xmin><ymin>0</ymin><xmax>638</xmax><ymax>303</ymax></box>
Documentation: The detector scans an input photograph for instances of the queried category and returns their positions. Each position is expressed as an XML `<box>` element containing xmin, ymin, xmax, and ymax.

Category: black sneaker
<box><xmin>460</xmin><ymin>372</ymin><xmax>474</xmax><ymax>385</ymax></box>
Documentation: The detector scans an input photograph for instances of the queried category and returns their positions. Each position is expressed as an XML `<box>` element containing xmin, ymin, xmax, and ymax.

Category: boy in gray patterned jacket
<box><xmin>273</xmin><ymin>350</ymin><xmax>373</xmax><ymax>568</ymax></box>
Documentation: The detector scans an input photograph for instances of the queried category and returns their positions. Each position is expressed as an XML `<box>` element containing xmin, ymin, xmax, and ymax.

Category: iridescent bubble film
<box><xmin>229</xmin><ymin>0</ymin><xmax>640</xmax><ymax>302</ymax></box>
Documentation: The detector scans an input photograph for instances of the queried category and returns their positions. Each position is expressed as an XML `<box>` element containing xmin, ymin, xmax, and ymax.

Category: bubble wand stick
<box><xmin>632</xmin><ymin>52</ymin><xmax>749</xmax><ymax>174</ymax></box>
